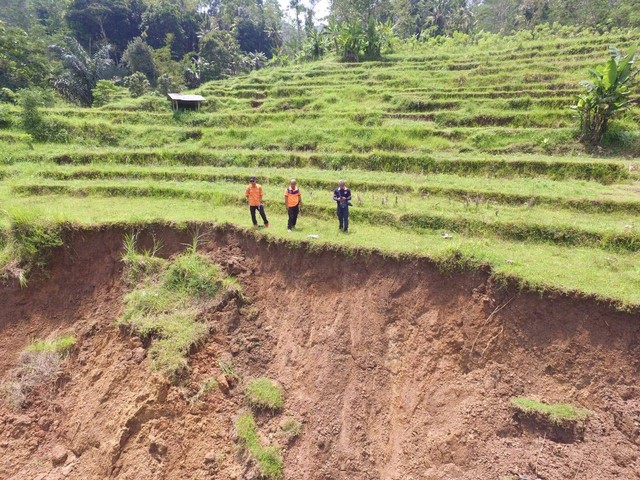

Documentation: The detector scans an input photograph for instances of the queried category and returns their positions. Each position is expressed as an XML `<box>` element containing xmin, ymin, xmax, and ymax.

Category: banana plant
<box><xmin>574</xmin><ymin>45</ymin><xmax>639</xmax><ymax>145</ymax></box>
<box><xmin>305</xmin><ymin>29</ymin><xmax>328</xmax><ymax>60</ymax></box>
<box><xmin>338</xmin><ymin>22</ymin><xmax>365</xmax><ymax>62</ymax></box>
<box><xmin>323</xmin><ymin>19</ymin><xmax>341</xmax><ymax>55</ymax></box>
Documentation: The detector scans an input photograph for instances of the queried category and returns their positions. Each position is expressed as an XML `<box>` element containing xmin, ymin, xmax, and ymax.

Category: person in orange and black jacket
<box><xmin>333</xmin><ymin>179</ymin><xmax>352</xmax><ymax>233</ymax></box>
<box><xmin>245</xmin><ymin>176</ymin><xmax>269</xmax><ymax>228</ymax></box>
<box><xmin>284</xmin><ymin>178</ymin><xmax>302</xmax><ymax>231</ymax></box>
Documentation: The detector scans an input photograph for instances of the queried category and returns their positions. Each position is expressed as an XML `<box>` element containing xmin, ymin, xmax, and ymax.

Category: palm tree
<box><xmin>50</xmin><ymin>38</ymin><xmax>115</xmax><ymax>106</ymax></box>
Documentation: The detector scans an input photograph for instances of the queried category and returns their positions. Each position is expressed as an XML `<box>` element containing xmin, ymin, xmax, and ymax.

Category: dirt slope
<box><xmin>1</xmin><ymin>225</ymin><xmax>639</xmax><ymax>480</ymax></box>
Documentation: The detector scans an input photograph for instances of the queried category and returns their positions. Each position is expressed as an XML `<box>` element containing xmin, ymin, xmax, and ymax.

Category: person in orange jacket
<box><xmin>245</xmin><ymin>176</ymin><xmax>269</xmax><ymax>228</ymax></box>
<box><xmin>284</xmin><ymin>178</ymin><xmax>302</xmax><ymax>232</ymax></box>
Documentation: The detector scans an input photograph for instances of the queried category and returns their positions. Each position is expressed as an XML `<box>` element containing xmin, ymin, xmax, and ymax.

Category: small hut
<box><xmin>167</xmin><ymin>93</ymin><xmax>206</xmax><ymax>111</ymax></box>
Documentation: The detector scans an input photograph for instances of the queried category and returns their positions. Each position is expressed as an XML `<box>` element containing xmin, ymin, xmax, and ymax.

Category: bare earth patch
<box><xmin>0</xmin><ymin>225</ymin><xmax>639</xmax><ymax>479</ymax></box>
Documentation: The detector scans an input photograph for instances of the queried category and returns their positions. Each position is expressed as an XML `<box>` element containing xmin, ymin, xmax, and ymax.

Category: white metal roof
<box><xmin>167</xmin><ymin>93</ymin><xmax>206</xmax><ymax>102</ymax></box>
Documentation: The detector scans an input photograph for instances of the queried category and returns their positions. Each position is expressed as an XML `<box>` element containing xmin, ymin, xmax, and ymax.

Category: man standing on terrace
<box><xmin>333</xmin><ymin>179</ymin><xmax>352</xmax><ymax>233</ymax></box>
<box><xmin>245</xmin><ymin>176</ymin><xmax>269</xmax><ymax>228</ymax></box>
<box><xmin>284</xmin><ymin>178</ymin><xmax>302</xmax><ymax>232</ymax></box>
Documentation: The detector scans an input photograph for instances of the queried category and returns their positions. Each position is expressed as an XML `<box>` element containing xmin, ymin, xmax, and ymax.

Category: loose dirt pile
<box><xmin>1</xmin><ymin>226</ymin><xmax>639</xmax><ymax>480</ymax></box>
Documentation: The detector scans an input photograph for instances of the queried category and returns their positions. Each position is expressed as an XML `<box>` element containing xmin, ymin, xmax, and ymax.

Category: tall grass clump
<box><xmin>245</xmin><ymin>377</ymin><xmax>284</xmax><ymax>411</ymax></box>
<box><xmin>0</xmin><ymin>334</ymin><xmax>76</xmax><ymax>410</ymax></box>
<box><xmin>0</xmin><ymin>208</ymin><xmax>64</xmax><ymax>286</ymax></box>
<box><xmin>122</xmin><ymin>232</ymin><xmax>165</xmax><ymax>281</ymax></box>
<box><xmin>236</xmin><ymin>412</ymin><xmax>283</xmax><ymax>480</ymax></box>
<box><xmin>118</xmin><ymin>235</ymin><xmax>235</xmax><ymax>379</ymax></box>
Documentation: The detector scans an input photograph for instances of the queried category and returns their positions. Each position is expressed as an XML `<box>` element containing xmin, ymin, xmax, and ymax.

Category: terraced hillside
<box><xmin>0</xmin><ymin>28</ymin><xmax>639</xmax><ymax>308</ymax></box>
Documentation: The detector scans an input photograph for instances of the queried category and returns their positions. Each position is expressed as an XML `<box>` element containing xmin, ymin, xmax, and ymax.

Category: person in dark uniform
<box><xmin>333</xmin><ymin>179</ymin><xmax>352</xmax><ymax>233</ymax></box>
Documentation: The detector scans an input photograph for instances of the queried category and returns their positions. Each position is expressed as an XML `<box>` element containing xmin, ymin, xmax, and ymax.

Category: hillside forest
<box><xmin>1</xmin><ymin>0</ymin><xmax>639</xmax><ymax>107</ymax></box>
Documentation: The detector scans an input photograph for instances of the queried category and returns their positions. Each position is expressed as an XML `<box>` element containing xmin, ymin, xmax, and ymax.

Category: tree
<box><xmin>32</xmin><ymin>0</ymin><xmax>71</xmax><ymax>36</ymax></box>
<box><xmin>198</xmin><ymin>29</ymin><xmax>242</xmax><ymax>81</ymax></box>
<box><xmin>289</xmin><ymin>0</ymin><xmax>304</xmax><ymax>50</ymax></box>
<box><xmin>141</xmin><ymin>0</ymin><xmax>201</xmax><ymax>59</ymax></box>
<box><xmin>331</xmin><ymin>0</ymin><xmax>391</xmax><ymax>24</ymax></box>
<box><xmin>66</xmin><ymin>0</ymin><xmax>145</xmax><ymax>54</ymax></box>
<box><xmin>574</xmin><ymin>46</ymin><xmax>639</xmax><ymax>145</ymax></box>
<box><xmin>473</xmin><ymin>0</ymin><xmax>519</xmax><ymax>33</ymax></box>
<box><xmin>0</xmin><ymin>21</ymin><xmax>50</xmax><ymax>91</ymax></box>
<box><xmin>422</xmin><ymin>0</ymin><xmax>471</xmax><ymax>37</ymax></box>
<box><xmin>203</xmin><ymin>0</ymin><xmax>283</xmax><ymax>57</ymax></box>
<box><xmin>391</xmin><ymin>0</ymin><xmax>473</xmax><ymax>38</ymax></box>
<box><xmin>50</xmin><ymin>38</ymin><xmax>115</xmax><ymax>105</ymax></box>
<box><xmin>122</xmin><ymin>36</ymin><xmax>157</xmax><ymax>85</ymax></box>
<box><xmin>516</xmin><ymin>0</ymin><xmax>550</xmax><ymax>29</ymax></box>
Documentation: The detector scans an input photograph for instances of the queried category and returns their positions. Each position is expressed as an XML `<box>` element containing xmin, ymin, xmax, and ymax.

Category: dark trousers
<box><xmin>337</xmin><ymin>205</ymin><xmax>349</xmax><ymax>231</ymax></box>
<box><xmin>250</xmin><ymin>205</ymin><xmax>268</xmax><ymax>225</ymax></box>
<box><xmin>287</xmin><ymin>205</ymin><xmax>299</xmax><ymax>229</ymax></box>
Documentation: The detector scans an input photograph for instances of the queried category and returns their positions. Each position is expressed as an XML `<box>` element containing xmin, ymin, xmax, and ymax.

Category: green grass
<box><xmin>10</xmin><ymin>177</ymin><xmax>640</xmax><ymax>253</ymax></box>
<box><xmin>281</xmin><ymin>418</ymin><xmax>303</xmax><ymax>439</ymax></box>
<box><xmin>0</xmin><ymin>190</ymin><xmax>638</xmax><ymax>308</ymax></box>
<box><xmin>245</xmin><ymin>378</ymin><xmax>284</xmax><ymax>411</ymax></box>
<box><xmin>23</xmin><ymin>163</ymin><xmax>640</xmax><ymax>209</ymax></box>
<box><xmin>236</xmin><ymin>412</ymin><xmax>283</xmax><ymax>480</ymax></box>
<box><xmin>510</xmin><ymin>397</ymin><xmax>591</xmax><ymax>424</ymax></box>
<box><xmin>24</xmin><ymin>335</ymin><xmax>76</xmax><ymax>356</ymax></box>
<box><xmin>118</xmin><ymin>243</ymin><xmax>233</xmax><ymax>379</ymax></box>
<box><xmin>0</xmin><ymin>207</ymin><xmax>64</xmax><ymax>285</ymax></box>
<box><xmin>0</xmin><ymin>28</ymin><xmax>638</xmax><ymax>311</ymax></box>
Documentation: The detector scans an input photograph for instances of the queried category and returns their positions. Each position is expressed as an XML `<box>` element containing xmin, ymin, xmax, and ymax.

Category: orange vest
<box><xmin>285</xmin><ymin>187</ymin><xmax>301</xmax><ymax>208</ymax></box>
<box><xmin>245</xmin><ymin>183</ymin><xmax>263</xmax><ymax>206</ymax></box>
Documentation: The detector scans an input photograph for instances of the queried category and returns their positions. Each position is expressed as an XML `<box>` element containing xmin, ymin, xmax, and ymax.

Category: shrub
<box><xmin>245</xmin><ymin>377</ymin><xmax>284</xmax><ymax>411</ymax></box>
<box><xmin>20</xmin><ymin>89</ymin><xmax>45</xmax><ymax>135</ymax></box>
<box><xmin>92</xmin><ymin>80</ymin><xmax>127</xmax><ymax>107</ymax></box>
<box><xmin>0</xmin><ymin>105</ymin><xmax>12</xmax><ymax>129</ymax></box>
<box><xmin>122</xmin><ymin>37</ymin><xmax>157</xmax><ymax>86</ymax></box>
<box><xmin>156</xmin><ymin>73</ymin><xmax>184</xmax><ymax>96</ymax></box>
<box><xmin>0</xmin><ymin>381</ymin><xmax>26</xmax><ymax>409</ymax></box>
<box><xmin>124</xmin><ymin>72</ymin><xmax>151</xmax><ymax>98</ymax></box>
<box><xmin>20</xmin><ymin>90</ymin><xmax>69</xmax><ymax>143</ymax></box>
<box><xmin>0</xmin><ymin>87</ymin><xmax>18</xmax><ymax>104</ymax></box>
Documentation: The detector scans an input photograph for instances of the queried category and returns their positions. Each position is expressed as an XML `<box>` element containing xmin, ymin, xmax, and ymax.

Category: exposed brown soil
<box><xmin>1</xmin><ymin>225</ymin><xmax>640</xmax><ymax>480</ymax></box>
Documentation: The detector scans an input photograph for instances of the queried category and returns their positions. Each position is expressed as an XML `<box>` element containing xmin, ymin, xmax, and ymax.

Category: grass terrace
<box><xmin>0</xmin><ymin>28</ymin><xmax>639</xmax><ymax>310</ymax></box>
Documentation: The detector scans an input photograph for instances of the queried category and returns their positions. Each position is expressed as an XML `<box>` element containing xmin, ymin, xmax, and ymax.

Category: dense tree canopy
<box><xmin>66</xmin><ymin>0</ymin><xmax>145</xmax><ymax>53</ymax></box>
<box><xmin>0</xmin><ymin>0</ymin><xmax>638</xmax><ymax>105</ymax></box>
<box><xmin>0</xmin><ymin>21</ymin><xmax>50</xmax><ymax>91</ymax></box>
